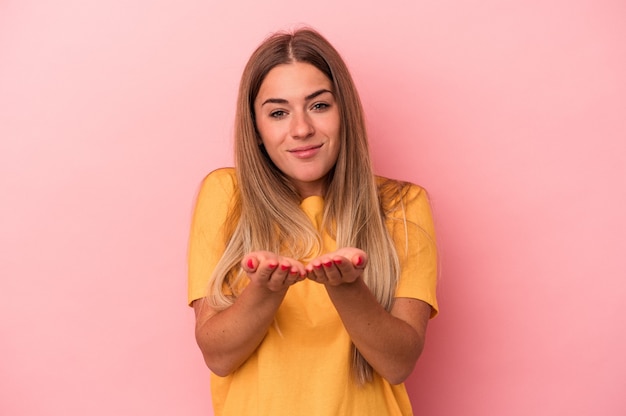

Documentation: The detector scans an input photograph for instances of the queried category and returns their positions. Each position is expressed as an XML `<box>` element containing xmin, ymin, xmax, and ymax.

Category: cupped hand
<box><xmin>241</xmin><ymin>251</ymin><xmax>306</xmax><ymax>292</ymax></box>
<box><xmin>305</xmin><ymin>247</ymin><xmax>368</xmax><ymax>286</ymax></box>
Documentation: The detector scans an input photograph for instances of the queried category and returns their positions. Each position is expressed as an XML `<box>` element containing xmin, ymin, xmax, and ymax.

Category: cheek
<box><xmin>332</xmin><ymin>142</ymin><xmax>341</xmax><ymax>164</ymax></box>
<box><xmin>256</xmin><ymin>119</ymin><xmax>281</xmax><ymax>144</ymax></box>
<box><xmin>330</xmin><ymin>118</ymin><xmax>341</xmax><ymax>148</ymax></box>
<box><xmin>330</xmin><ymin>112</ymin><xmax>341</xmax><ymax>138</ymax></box>
<box><xmin>255</xmin><ymin>124</ymin><xmax>272</xmax><ymax>146</ymax></box>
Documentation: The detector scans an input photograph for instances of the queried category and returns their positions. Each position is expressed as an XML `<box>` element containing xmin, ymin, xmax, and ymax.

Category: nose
<box><xmin>290</xmin><ymin>111</ymin><xmax>315</xmax><ymax>139</ymax></box>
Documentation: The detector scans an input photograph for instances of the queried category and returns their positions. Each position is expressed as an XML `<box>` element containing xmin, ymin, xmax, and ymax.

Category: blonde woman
<box><xmin>188</xmin><ymin>28</ymin><xmax>438</xmax><ymax>415</ymax></box>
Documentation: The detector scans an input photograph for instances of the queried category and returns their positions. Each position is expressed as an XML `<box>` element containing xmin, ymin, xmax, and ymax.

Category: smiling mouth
<box><xmin>288</xmin><ymin>144</ymin><xmax>323</xmax><ymax>159</ymax></box>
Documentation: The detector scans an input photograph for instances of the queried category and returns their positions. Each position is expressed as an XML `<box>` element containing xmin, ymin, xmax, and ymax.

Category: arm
<box><xmin>306</xmin><ymin>249</ymin><xmax>431</xmax><ymax>385</ymax></box>
<box><xmin>326</xmin><ymin>279</ymin><xmax>430</xmax><ymax>385</ymax></box>
<box><xmin>193</xmin><ymin>252</ymin><xmax>305</xmax><ymax>376</ymax></box>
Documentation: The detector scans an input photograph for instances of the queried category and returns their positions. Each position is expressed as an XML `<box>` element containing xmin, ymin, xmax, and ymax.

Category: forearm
<box><xmin>325</xmin><ymin>278</ymin><xmax>428</xmax><ymax>384</ymax></box>
<box><xmin>194</xmin><ymin>285</ymin><xmax>286</xmax><ymax>376</ymax></box>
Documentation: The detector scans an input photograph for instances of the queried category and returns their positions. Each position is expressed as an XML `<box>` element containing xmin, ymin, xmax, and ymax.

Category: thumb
<box><xmin>352</xmin><ymin>253</ymin><xmax>367</xmax><ymax>269</ymax></box>
<box><xmin>242</xmin><ymin>256</ymin><xmax>257</xmax><ymax>272</ymax></box>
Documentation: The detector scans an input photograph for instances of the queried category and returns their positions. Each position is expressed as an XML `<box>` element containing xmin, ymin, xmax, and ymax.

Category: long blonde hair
<box><xmin>208</xmin><ymin>28</ymin><xmax>406</xmax><ymax>384</ymax></box>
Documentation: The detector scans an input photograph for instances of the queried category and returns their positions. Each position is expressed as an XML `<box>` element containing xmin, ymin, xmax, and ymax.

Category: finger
<box><xmin>279</xmin><ymin>262</ymin><xmax>306</xmax><ymax>284</ymax></box>
<box><xmin>266</xmin><ymin>262</ymin><xmax>291</xmax><ymax>290</ymax></box>
<box><xmin>245</xmin><ymin>251</ymin><xmax>280</xmax><ymax>276</ymax></box>
<box><xmin>322</xmin><ymin>258</ymin><xmax>343</xmax><ymax>283</ymax></box>
<box><xmin>331</xmin><ymin>256</ymin><xmax>353</xmax><ymax>276</ymax></box>
<box><xmin>256</xmin><ymin>259</ymin><xmax>279</xmax><ymax>281</ymax></box>
<box><xmin>284</xmin><ymin>268</ymin><xmax>302</xmax><ymax>285</ymax></box>
<box><xmin>241</xmin><ymin>255</ymin><xmax>258</xmax><ymax>273</ymax></box>
<box><xmin>352</xmin><ymin>253</ymin><xmax>367</xmax><ymax>270</ymax></box>
<box><xmin>290</xmin><ymin>263</ymin><xmax>307</xmax><ymax>281</ymax></box>
<box><xmin>306</xmin><ymin>260</ymin><xmax>326</xmax><ymax>283</ymax></box>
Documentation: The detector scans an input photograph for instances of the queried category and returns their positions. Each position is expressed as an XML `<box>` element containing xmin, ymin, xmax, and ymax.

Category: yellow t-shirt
<box><xmin>188</xmin><ymin>168</ymin><xmax>438</xmax><ymax>416</ymax></box>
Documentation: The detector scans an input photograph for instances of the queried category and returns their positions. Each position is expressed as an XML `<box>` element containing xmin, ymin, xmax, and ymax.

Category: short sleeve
<box><xmin>386</xmin><ymin>184</ymin><xmax>439</xmax><ymax>317</ymax></box>
<box><xmin>187</xmin><ymin>168</ymin><xmax>237</xmax><ymax>305</ymax></box>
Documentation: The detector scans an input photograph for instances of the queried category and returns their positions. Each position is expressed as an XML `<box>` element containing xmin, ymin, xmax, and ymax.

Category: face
<box><xmin>254</xmin><ymin>62</ymin><xmax>341</xmax><ymax>198</ymax></box>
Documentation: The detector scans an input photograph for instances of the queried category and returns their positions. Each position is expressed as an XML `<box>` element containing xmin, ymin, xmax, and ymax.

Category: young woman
<box><xmin>188</xmin><ymin>28</ymin><xmax>438</xmax><ymax>415</ymax></box>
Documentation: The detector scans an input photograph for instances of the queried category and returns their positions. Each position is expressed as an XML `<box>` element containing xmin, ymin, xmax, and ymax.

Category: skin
<box><xmin>254</xmin><ymin>61</ymin><xmax>341</xmax><ymax>198</ymax></box>
<box><xmin>193</xmin><ymin>62</ymin><xmax>431</xmax><ymax>384</ymax></box>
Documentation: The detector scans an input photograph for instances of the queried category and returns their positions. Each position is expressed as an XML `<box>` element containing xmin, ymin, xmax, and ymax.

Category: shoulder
<box><xmin>195</xmin><ymin>167</ymin><xmax>238</xmax><ymax>208</ymax></box>
<box><xmin>199</xmin><ymin>167</ymin><xmax>237</xmax><ymax>194</ymax></box>
<box><xmin>375</xmin><ymin>175</ymin><xmax>430</xmax><ymax>214</ymax></box>
<box><xmin>203</xmin><ymin>167</ymin><xmax>237</xmax><ymax>188</ymax></box>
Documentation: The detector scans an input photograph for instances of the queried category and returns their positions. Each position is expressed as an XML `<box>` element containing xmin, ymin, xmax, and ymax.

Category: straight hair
<box><xmin>206</xmin><ymin>28</ymin><xmax>408</xmax><ymax>384</ymax></box>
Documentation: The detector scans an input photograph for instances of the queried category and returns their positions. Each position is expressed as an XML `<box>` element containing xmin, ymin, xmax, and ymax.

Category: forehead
<box><xmin>256</xmin><ymin>62</ymin><xmax>332</xmax><ymax>101</ymax></box>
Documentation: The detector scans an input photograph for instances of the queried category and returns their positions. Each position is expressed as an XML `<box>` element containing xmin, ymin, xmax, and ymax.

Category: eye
<box><xmin>269</xmin><ymin>110</ymin><xmax>287</xmax><ymax>119</ymax></box>
<box><xmin>311</xmin><ymin>102</ymin><xmax>329</xmax><ymax>111</ymax></box>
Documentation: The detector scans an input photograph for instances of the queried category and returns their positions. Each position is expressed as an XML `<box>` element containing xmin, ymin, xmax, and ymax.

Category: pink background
<box><xmin>1</xmin><ymin>1</ymin><xmax>625</xmax><ymax>414</ymax></box>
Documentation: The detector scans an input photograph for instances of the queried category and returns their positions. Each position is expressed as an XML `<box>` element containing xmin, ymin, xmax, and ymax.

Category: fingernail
<box><xmin>280</xmin><ymin>264</ymin><xmax>289</xmax><ymax>271</ymax></box>
<box><xmin>333</xmin><ymin>259</ymin><xmax>342</xmax><ymax>265</ymax></box>
<box><xmin>356</xmin><ymin>256</ymin><xmax>363</xmax><ymax>266</ymax></box>
<box><xmin>268</xmin><ymin>263</ymin><xmax>278</xmax><ymax>269</ymax></box>
<box><xmin>323</xmin><ymin>261</ymin><xmax>333</xmax><ymax>268</ymax></box>
<box><xmin>247</xmin><ymin>259</ymin><xmax>254</xmax><ymax>269</ymax></box>
<box><xmin>313</xmin><ymin>263</ymin><xmax>323</xmax><ymax>270</ymax></box>
<box><xmin>290</xmin><ymin>270</ymin><xmax>298</xmax><ymax>275</ymax></box>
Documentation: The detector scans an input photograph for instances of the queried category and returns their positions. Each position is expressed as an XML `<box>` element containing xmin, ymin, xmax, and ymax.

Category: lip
<box><xmin>287</xmin><ymin>144</ymin><xmax>323</xmax><ymax>159</ymax></box>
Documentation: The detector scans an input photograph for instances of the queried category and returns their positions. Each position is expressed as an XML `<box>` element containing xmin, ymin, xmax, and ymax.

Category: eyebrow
<box><xmin>261</xmin><ymin>89</ymin><xmax>333</xmax><ymax>106</ymax></box>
